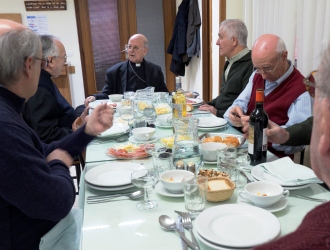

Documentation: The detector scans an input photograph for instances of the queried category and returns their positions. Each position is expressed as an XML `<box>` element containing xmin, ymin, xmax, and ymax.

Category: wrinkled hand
<box><xmin>228</xmin><ymin>106</ymin><xmax>244</xmax><ymax>127</ymax></box>
<box><xmin>198</xmin><ymin>104</ymin><xmax>217</xmax><ymax>115</ymax></box>
<box><xmin>266</xmin><ymin>120</ymin><xmax>289</xmax><ymax>144</ymax></box>
<box><xmin>84</xmin><ymin>103</ymin><xmax>114</xmax><ymax>136</ymax></box>
<box><xmin>84</xmin><ymin>96</ymin><xmax>96</xmax><ymax>107</ymax></box>
<box><xmin>46</xmin><ymin>149</ymin><xmax>73</xmax><ymax>168</ymax></box>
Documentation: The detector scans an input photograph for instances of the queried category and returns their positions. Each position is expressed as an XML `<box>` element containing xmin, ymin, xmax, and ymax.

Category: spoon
<box><xmin>90</xmin><ymin>134</ymin><xmax>128</xmax><ymax>145</ymax></box>
<box><xmin>159</xmin><ymin>215</ymin><xmax>200</xmax><ymax>250</ymax></box>
<box><xmin>87</xmin><ymin>190</ymin><xmax>144</xmax><ymax>204</ymax></box>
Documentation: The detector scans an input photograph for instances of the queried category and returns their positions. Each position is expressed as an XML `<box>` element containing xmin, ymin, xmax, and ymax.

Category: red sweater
<box><xmin>254</xmin><ymin>201</ymin><xmax>330</xmax><ymax>249</ymax></box>
<box><xmin>247</xmin><ymin>68</ymin><xmax>306</xmax><ymax>158</ymax></box>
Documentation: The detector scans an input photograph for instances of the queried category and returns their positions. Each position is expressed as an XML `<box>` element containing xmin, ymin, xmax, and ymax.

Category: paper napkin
<box><xmin>260</xmin><ymin>157</ymin><xmax>322</xmax><ymax>184</ymax></box>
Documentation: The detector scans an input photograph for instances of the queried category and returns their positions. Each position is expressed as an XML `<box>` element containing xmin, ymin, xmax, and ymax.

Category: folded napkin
<box><xmin>260</xmin><ymin>157</ymin><xmax>322</xmax><ymax>184</ymax></box>
<box><xmin>39</xmin><ymin>208</ymin><xmax>83</xmax><ymax>250</ymax></box>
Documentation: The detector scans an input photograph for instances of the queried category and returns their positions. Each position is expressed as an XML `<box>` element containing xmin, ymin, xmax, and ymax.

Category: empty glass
<box><xmin>153</xmin><ymin>152</ymin><xmax>174</xmax><ymax>180</ymax></box>
<box><xmin>183</xmin><ymin>176</ymin><xmax>208</xmax><ymax>212</ymax></box>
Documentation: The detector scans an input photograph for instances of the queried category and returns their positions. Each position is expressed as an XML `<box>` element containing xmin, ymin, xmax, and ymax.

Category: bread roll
<box><xmin>186</xmin><ymin>103</ymin><xmax>194</xmax><ymax>112</ymax></box>
<box><xmin>208</xmin><ymin>179</ymin><xmax>231</xmax><ymax>191</ymax></box>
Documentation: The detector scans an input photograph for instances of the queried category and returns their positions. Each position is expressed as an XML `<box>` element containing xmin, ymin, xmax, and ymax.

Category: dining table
<box><xmin>78</xmin><ymin>111</ymin><xmax>330</xmax><ymax>250</ymax></box>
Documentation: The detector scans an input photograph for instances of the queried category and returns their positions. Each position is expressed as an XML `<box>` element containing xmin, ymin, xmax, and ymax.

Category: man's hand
<box><xmin>228</xmin><ymin>106</ymin><xmax>245</xmax><ymax>127</ymax></box>
<box><xmin>198</xmin><ymin>104</ymin><xmax>217</xmax><ymax>115</ymax></box>
<box><xmin>46</xmin><ymin>149</ymin><xmax>73</xmax><ymax>168</ymax></box>
<box><xmin>84</xmin><ymin>103</ymin><xmax>115</xmax><ymax>136</ymax></box>
<box><xmin>84</xmin><ymin>96</ymin><xmax>96</xmax><ymax>107</ymax></box>
<box><xmin>266</xmin><ymin>120</ymin><xmax>290</xmax><ymax>144</ymax></box>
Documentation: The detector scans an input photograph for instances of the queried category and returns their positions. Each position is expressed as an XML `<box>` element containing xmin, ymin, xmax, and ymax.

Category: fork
<box><xmin>181</xmin><ymin>213</ymin><xmax>200</xmax><ymax>249</ymax></box>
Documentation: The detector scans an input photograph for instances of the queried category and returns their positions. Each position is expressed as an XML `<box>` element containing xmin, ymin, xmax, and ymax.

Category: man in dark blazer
<box><xmin>84</xmin><ymin>34</ymin><xmax>168</xmax><ymax>106</ymax></box>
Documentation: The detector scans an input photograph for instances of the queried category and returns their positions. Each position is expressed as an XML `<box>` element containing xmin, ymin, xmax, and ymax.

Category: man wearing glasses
<box><xmin>224</xmin><ymin>34</ymin><xmax>312</xmax><ymax>159</ymax></box>
<box><xmin>22</xmin><ymin>35</ymin><xmax>82</xmax><ymax>143</ymax></box>
<box><xmin>84</xmin><ymin>34</ymin><xmax>168</xmax><ymax>106</ymax></box>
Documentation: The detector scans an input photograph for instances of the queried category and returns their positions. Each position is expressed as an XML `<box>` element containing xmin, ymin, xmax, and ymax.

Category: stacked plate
<box><xmin>197</xmin><ymin>117</ymin><xmax>227</xmax><ymax>131</ymax></box>
<box><xmin>97</xmin><ymin>122</ymin><xmax>129</xmax><ymax>138</ymax></box>
<box><xmin>251</xmin><ymin>165</ymin><xmax>315</xmax><ymax>190</ymax></box>
<box><xmin>195</xmin><ymin>204</ymin><xmax>280</xmax><ymax>249</ymax></box>
<box><xmin>85</xmin><ymin>162</ymin><xmax>145</xmax><ymax>191</ymax></box>
<box><xmin>186</xmin><ymin>98</ymin><xmax>203</xmax><ymax>108</ymax></box>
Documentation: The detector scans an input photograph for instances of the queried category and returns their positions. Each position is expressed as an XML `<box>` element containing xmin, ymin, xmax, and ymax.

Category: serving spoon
<box><xmin>159</xmin><ymin>215</ymin><xmax>200</xmax><ymax>250</ymax></box>
<box><xmin>87</xmin><ymin>190</ymin><xmax>144</xmax><ymax>204</ymax></box>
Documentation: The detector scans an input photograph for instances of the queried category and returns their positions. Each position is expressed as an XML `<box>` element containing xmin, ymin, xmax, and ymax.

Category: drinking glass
<box><xmin>224</xmin><ymin>147</ymin><xmax>246</xmax><ymax>188</ymax></box>
<box><xmin>130</xmin><ymin>169</ymin><xmax>158</xmax><ymax>210</ymax></box>
<box><xmin>120</xmin><ymin>113</ymin><xmax>134</xmax><ymax>136</ymax></box>
<box><xmin>153</xmin><ymin>152</ymin><xmax>174</xmax><ymax>180</ymax></box>
<box><xmin>143</xmin><ymin>105</ymin><xmax>157</xmax><ymax>125</ymax></box>
<box><xmin>183</xmin><ymin>176</ymin><xmax>208</xmax><ymax>212</ymax></box>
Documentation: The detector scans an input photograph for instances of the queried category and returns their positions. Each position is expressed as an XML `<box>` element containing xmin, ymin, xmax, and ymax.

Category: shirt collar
<box><xmin>265</xmin><ymin>60</ymin><xmax>294</xmax><ymax>87</ymax></box>
<box><xmin>227</xmin><ymin>48</ymin><xmax>250</xmax><ymax>63</ymax></box>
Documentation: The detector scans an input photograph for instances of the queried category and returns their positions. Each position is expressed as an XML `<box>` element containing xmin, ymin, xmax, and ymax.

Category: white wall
<box><xmin>1</xmin><ymin>0</ymin><xmax>85</xmax><ymax>108</ymax></box>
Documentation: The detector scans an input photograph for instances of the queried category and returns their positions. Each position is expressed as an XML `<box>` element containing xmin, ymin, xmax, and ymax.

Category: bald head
<box><xmin>127</xmin><ymin>34</ymin><xmax>149</xmax><ymax>63</ymax></box>
<box><xmin>128</xmin><ymin>34</ymin><xmax>149</xmax><ymax>48</ymax></box>
<box><xmin>0</xmin><ymin>19</ymin><xmax>27</xmax><ymax>35</ymax></box>
<box><xmin>252</xmin><ymin>34</ymin><xmax>286</xmax><ymax>60</ymax></box>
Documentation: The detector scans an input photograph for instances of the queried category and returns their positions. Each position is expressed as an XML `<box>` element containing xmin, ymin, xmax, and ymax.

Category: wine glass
<box><xmin>130</xmin><ymin>169</ymin><xmax>158</xmax><ymax>210</ymax></box>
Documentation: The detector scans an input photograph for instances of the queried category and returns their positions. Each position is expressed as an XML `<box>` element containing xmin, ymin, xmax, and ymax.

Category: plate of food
<box><xmin>186</xmin><ymin>98</ymin><xmax>203</xmax><ymax>107</ymax></box>
<box><xmin>199</xmin><ymin>133</ymin><xmax>246</xmax><ymax>148</ymax></box>
<box><xmin>105</xmin><ymin>143</ymin><xmax>150</xmax><ymax>159</ymax></box>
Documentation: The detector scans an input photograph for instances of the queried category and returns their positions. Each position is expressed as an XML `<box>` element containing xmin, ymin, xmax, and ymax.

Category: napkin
<box><xmin>260</xmin><ymin>157</ymin><xmax>322</xmax><ymax>184</ymax></box>
<box><xmin>39</xmin><ymin>208</ymin><xmax>83</xmax><ymax>250</ymax></box>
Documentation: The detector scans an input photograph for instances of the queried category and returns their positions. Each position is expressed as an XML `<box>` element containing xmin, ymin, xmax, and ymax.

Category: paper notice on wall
<box><xmin>27</xmin><ymin>15</ymin><xmax>49</xmax><ymax>35</ymax></box>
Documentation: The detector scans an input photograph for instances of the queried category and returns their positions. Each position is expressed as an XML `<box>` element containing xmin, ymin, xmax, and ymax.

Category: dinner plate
<box><xmin>251</xmin><ymin>165</ymin><xmax>313</xmax><ymax>187</ymax></box>
<box><xmin>85</xmin><ymin>162</ymin><xmax>145</xmax><ymax>187</ymax></box>
<box><xmin>198</xmin><ymin>125</ymin><xmax>227</xmax><ymax>132</ymax></box>
<box><xmin>97</xmin><ymin>123</ymin><xmax>130</xmax><ymax>138</ymax></box>
<box><xmin>129</xmin><ymin>135</ymin><xmax>159</xmax><ymax>144</ymax></box>
<box><xmin>154</xmin><ymin>121</ymin><xmax>172</xmax><ymax>128</ymax></box>
<box><xmin>86</xmin><ymin>181</ymin><xmax>135</xmax><ymax>191</ymax></box>
<box><xmin>251</xmin><ymin>176</ymin><xmax>310</xmax><ymax>190</ymax></box>
<box><xmin>195</xmin><ymin>204</ymin><xmax>280</xmax><ymax>248</ymax></box>
<box><xmin>154</xmin><ymin>182</ymin><xmax>184</xmax><ymax>197</ymax></box>
<box><xmin>198</xmin><ymin>117</ymin><xmax>227</xmax><ymax>128</ymax></box>
<box><xmin>237</xmin><ymin>196</ymin><xmax>289</xmax><ymax>213</ymax></box>
<box><xmin>104</xmin><ymin>148</ymin><xmax>151</xmax><ymax>159</ymax></box>
<box><xmin>186</xmin><ymin>98</ymin><xmax>203</xmax><ymax>107</ymax></box>
<box><xmin>89</xmin><ymin>99</ymin><xmax>122</xmax><ymax>109</ymax></box>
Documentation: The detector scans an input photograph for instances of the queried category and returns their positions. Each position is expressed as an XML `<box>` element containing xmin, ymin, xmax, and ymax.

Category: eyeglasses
<box><xmin>52</xmin><ymin>54</ymin><xmax>67</xmax><ymax>62</ymax></box>
<box><xmin>33</xmin><ymin>57</ymin><xmax>48</xmax><ymax>69</ymax></box>
<box><xmin>125</xmin><ymin>44</ymin><xmax>144</xmax><ymax>52</ymax></box>
<box><xmin>303</xmin><ymin>70</ymin><xmax>317</xmax><ymax>97</ymax></box>
<box><xmin>255</xmin><ymin>56</ymin><xmax>281</xmax><ymax>74</ymax></box>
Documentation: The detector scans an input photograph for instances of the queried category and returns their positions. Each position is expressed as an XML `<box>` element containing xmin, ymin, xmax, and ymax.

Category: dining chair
<box><xmin>72</xmin><ymin>152</ymin><xmax>86</xmax><ymax>194</ymax></box>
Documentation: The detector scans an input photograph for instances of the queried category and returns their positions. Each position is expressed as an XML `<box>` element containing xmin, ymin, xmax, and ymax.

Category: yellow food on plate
<box><xmin>137</xmin><ymin>101</ymin><xmax>151</xmax><ymax>111</ymax></box>
<box><xmin>155</xmin><ymin>104</ymin><xmax>171</xmax><ymax>115</ymax></box>
<box><xmin>113</xmin><ymin>143</ymin><xmax>139</xmax><ymax>152</ymax></box>
<box><xmin>160</xmin><ymin>136</ymin><xmax>174</xmax><ymax>148</ymax></box>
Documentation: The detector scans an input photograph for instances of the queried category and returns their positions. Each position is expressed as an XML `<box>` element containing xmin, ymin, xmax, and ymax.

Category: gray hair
<box><xmin>317</xmin><ymin>41</ymin><xmax>330</xmax><ymax>98</ymax></box>
<box><xmin>220</xmin><ymin>19</ymin><xmax>248</xmax><ymax>47</ymax></box>
<box><xmin>39</xmin><ymin>35</ymin><xmax>59</xmax><ymax>59</ymax></box>
<box><xmin>276</xmin><ymin>37</ymin><xmax>287</xmax><ymax>54</ymax></box>
<box><xmin>0</xmin><ymin>28</ymin><xmax>41</xmax><ymax>85</ymax></box>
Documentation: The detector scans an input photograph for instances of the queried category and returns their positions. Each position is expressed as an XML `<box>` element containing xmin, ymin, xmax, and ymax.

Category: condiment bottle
<box><xmin>172</xmin><ymin>88</ymin><xmax>186</xmax><ymax>119</ymax></box>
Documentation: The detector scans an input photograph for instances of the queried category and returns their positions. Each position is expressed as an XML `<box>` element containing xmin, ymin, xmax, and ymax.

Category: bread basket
<box><xmin>206</xmin><ymin>176</ymin><xmax>235</xmax><ymax>202</ymax></box>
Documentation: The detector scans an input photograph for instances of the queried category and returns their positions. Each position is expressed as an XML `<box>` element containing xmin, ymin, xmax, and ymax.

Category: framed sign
<box><xmin>24</xmin><ymin>1</ymin><xmax>67</xmax><ymax>11</ymax></box>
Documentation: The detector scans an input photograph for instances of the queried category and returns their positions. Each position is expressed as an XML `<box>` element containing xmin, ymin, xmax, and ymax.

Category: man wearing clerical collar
<box><xmin>84</xmin><ymin>34</ymin><xmax>168</xmax><ymax>106</ymax></box>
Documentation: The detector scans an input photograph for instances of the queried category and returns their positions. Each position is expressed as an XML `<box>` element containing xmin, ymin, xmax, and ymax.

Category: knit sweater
<box><xmin>0</xmin><ymin>86</ymin><xmax>94</xmax><ymax>249</ymax></box>
<box><xmin>254</xmin><ymin>201</ymin><xmax>330</xmax><ymax>249</ymax></box>
<box><xmin>282</xmin><ymin>116</ymin><xmax>313</xmax><ymax>146</ymax></box>
<box><xmin>207</xmin><ymin>51</ymin><xmax>253</xmax><ymax>117</ymax></box>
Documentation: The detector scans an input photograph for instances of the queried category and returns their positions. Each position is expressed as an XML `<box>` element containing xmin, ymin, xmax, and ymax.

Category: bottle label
<box><xmin>262</xmin><ymin>128</ymin><xmax>268</xmax><ymax>151</ymax></box>
<box><xmin>247</xmin><ymin>125</ymin><xmax>254</xmax><ymax>154</ymax></box>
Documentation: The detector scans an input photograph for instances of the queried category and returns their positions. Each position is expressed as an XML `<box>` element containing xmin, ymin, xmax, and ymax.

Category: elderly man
<box><xmin>254</xmin><ymin>41</ymin><xmax>330</xmax><ymax>249</ymax></box>
<box><xmin>22</xmin><ymin>35</ymin><xmax>86</xmax><ymax>143</ymax></box>
<box><xmin>84</xmin><ymin>34</ymin><xmax>168</xmax><ymax>106</ymax></box>
<box><xmin>0</xmin><ymin>19</ymin><xmax>114</xmax><ymax>249</ymax></box>
<box><xmin>224</xmin><ymin>34</ymin><xmax>312</xmax><ymax>158</ymax></box>
<box><xmin>199</xmin><ymin>19</ymin><xmax>253</xmax><ymax>117</ymax></box>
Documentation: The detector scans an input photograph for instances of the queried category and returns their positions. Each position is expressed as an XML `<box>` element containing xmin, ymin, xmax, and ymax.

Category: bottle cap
<box><xmin>256</xmin><ymin>89</ymin><xmax>264</xmax><ymax>102</ymax></box>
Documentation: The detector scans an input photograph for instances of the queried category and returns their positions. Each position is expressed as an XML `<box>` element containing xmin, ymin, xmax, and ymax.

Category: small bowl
<box><xmin>201</xmin><ymin>142</ymin><xmax>227</xmax><ymax>162</ymax></box>
<box><xmin>131</xmin><ymin>127</ymin><xmax>156</xmax><ymax>141</ymax></box>
<box><xmin>157</xmin><ymin>113</ymin><xmax>172</xmax><ymax>126</ymax></box>
<box><xmin>238</xmin><ymin>181</ymin><xmax>289</xmax><ymax>207</ymax></box>
<box><xmin>160</xmin><ymin>170</ymin><xmax>194</xmax><ymax>193</ymax></box>
<box><xmin>206</xmin><ymin>176</ymin><xmax>235</xmax><ymax>202</ymax></box>
<box><xmin>108</xmin><ymin>94</ymin><xmax>123</xmax><ymax>102</ymax></box>
<box><xmin>117</xmin><ymin>106</ymin><xmax>132</xmax><ymax>115</ymax></box>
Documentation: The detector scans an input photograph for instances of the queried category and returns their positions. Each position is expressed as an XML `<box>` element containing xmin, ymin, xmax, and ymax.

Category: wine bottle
<box><xmin>172</xmin><ymin>88</ymin><xmax>186</xmax><ymax>118</ymax></box>
<box><xmin>248</xmin><ymin>88</ymin><xmax>269</xmax><ymax>166</ymax></box>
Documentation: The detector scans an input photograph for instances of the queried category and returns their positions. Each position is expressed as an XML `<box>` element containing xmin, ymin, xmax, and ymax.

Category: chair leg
<box><xmin>300</xmin><ymin>148</ymin><xmax>305</xmax><ymax>165</ymax></box>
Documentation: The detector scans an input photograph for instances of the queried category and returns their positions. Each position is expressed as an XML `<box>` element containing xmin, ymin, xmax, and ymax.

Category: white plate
<box><xmin>237</xmin><ymin>196</ymin><xmax>289</xmax><ymax>213</ymax></box>
<box><xmin>89</xmin><ymin>99</ymin><xmax>122</xmax><ymax>109</ymax></box>
<box><xmin>154</xmin><ymin>182</ymin><xmax>184</xmax><ymax>197</ymax></box>
<box><xmin>129</xmin><ymin>135</ymin><xmax>159</xmax><ymax>144</ymax></box>
<box><xmin>251</xmin><ymin>175</ymin><xmax>310</xmax><ymax>190</ymax></box>
<box><xmin>203</xmin><ymin>160</ymin><xmax>217</xmax><ymax>165</ymax></box>
<box><xmin>86</xmin><ymin>181</ymin><xmax>135</xmax><ymax>191</ymax></box>
<box><xmin>187</xmin><ymin>98</ymin><xmax>203</xmax><ymax>106</ymax></box>
<box><xmin>195</xmin><ymin>204</ymin><xmax>280</xmax><ymax>248</ymax></box>
<box><xmin>85</xmin><ymin>162</ymin><xmax>145</xmax><ymax>187</ymax></box>
<box><xmin>251</xmin><ymin>165</ymin><xmax>313</xmax><ymax>187</ymax></box>
<box><xmin>198</xmin><ymin>125</ymin><xmax>227</xmax><ymax>132</ymax></box>
<box><xmin>154</xmin><ymin>121</ymin><xmax>172</xmax><ymax>128</ymax></box>
<box><xmin>97</xmin><ymin>123</ymin><xmax>130</xmax><ymax>137</ymax></box>
<box><xmin>198</xmin><ymin>117</ymin><xmax>227</xmax><ymax>128</ymax></box>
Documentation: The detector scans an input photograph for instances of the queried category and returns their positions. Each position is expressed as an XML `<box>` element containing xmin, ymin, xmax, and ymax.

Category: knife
<box><xmin>177</xmin><ymin>216</ymin><xmax>188</xmax><ymax>250</ymax></box>
<box><xmin>240</xmin><ymin>171</ymin><xmax>253</xmax><ymax>183</ymax></box>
